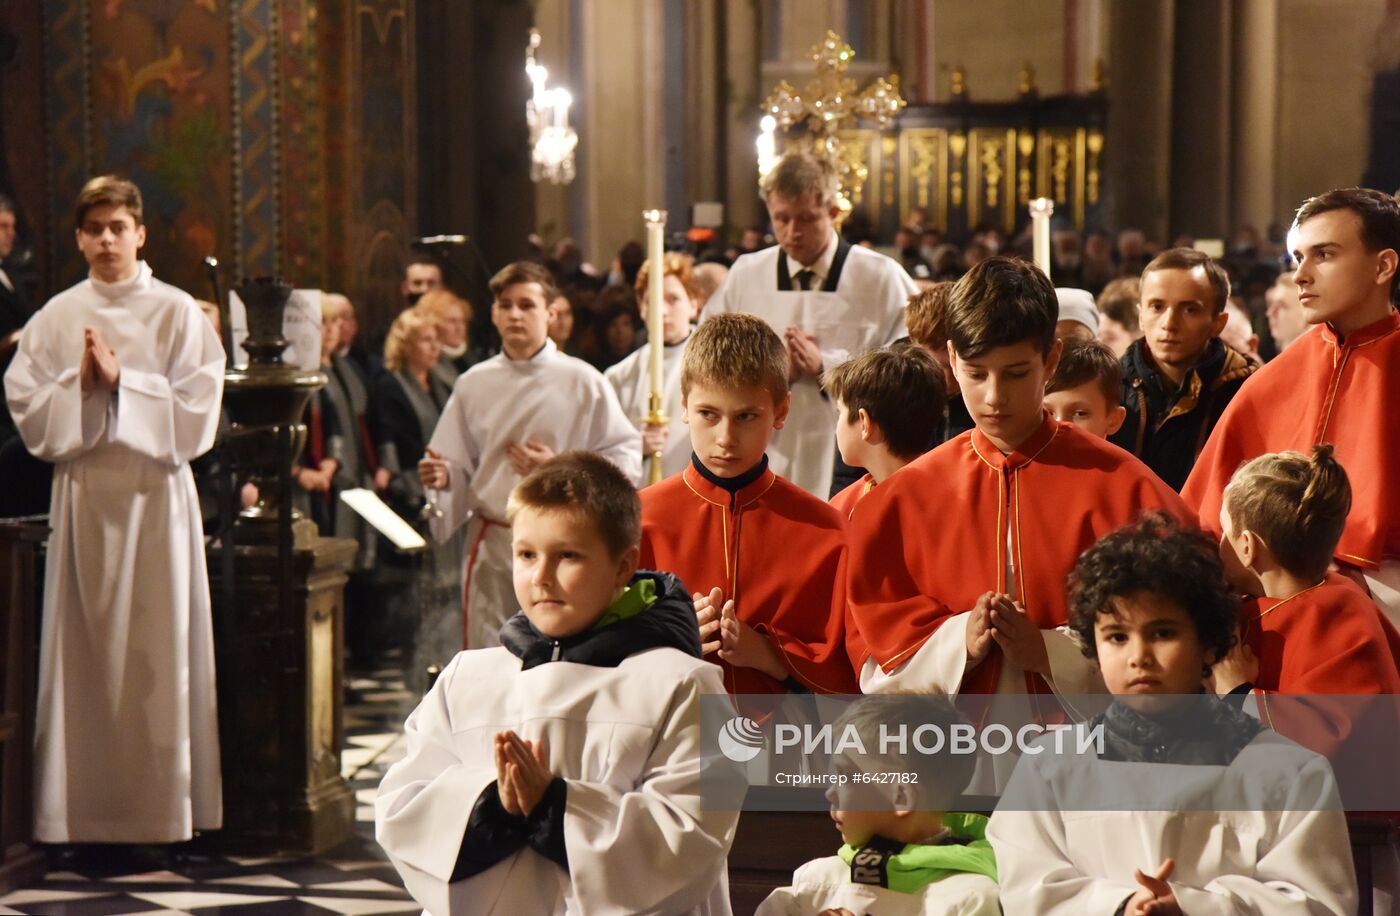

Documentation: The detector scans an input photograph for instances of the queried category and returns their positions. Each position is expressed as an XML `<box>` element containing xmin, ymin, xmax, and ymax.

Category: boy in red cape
<box><xmin>847</xmin><ymin>256</ymin><xmax>1192</xmax><ymax>704</ymax></box>
<box><xmin>1184</xmin><ymin>187</ymin><xmax>1400</xmax><ymax>623</ymax></box>
<box><xmin>1214</xmin><ymin>445</ymin><xmax>1400</xmax><ymax>772</ymax></box>
<box><xmin>638</xmin><ymin>312</ymin><xmax>859</xmax><ymax>696</ymax></box>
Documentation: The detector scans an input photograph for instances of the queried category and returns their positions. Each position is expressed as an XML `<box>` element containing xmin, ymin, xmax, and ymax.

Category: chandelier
<box><xmin>526</xmin><ymin>29</ymin><xmax>577</xmax><ymax>185</ymax></box>
<box><xmin>758</xmin><ymin>31</ymin><xmax>907</xmax><ymax>213</ymax></box>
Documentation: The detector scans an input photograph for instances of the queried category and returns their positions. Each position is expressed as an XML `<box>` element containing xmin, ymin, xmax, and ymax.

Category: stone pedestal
<box><xmin>0</xmin><ymin>517</ymin><xmax>46</xmax><ymax>892</ymax></box>
<box><xmin>207</xmin><ymin>521</ymin><xmax>358</xmax><ymax>855</ymax></box>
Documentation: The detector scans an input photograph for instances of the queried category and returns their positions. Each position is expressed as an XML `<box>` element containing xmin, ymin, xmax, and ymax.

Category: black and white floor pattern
<box><xmin>0</xmin><ymin>670</ymin><xmax>419</xmax><ymax>916</ymax></box>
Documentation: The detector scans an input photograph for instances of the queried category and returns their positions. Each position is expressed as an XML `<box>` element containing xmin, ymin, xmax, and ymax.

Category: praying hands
<box><xmin>494</xmin><ymin>730</ymin><xmax>553</xmax><ymax>818</ymax></box>
<box><xmin>79</xmin><ymin>327</ymin><xmax>120</xmax><ymax>394</ymax></box>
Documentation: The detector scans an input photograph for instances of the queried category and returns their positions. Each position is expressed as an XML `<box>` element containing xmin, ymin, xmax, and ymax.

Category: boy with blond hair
<box><xmin>1043</xmin><ymin>337</ymin><xmax>1127</xmax><ymax>440</ymax></box>
<box><xmin>605</xmin><ymin>252</ymin><xmax>700</xmax><ymax>484</ymax></box>
<box><xmin>639</xmin><ymin>312</ymin><xmax>859</xmax><ymax>695</ymax></box>
<box><xmin>378</xmin><ymin>452</ymin><xmax>738</xmax><ymax>915</ymax></box>
<box><xmin>826</xmin><ymin>343</ymin><xmax>946</xmax><ymax>519</ymax></box>
<box><xmin>702</xmin><ymin>150</ymin><xmax>915</xmax><ymax>496</ymax></box>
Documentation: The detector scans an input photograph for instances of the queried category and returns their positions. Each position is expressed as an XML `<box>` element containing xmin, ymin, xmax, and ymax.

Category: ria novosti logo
<box><xmin>717</xmin><ymin>716</ymin><xmax>765</xmax><ymax>762</ymax></box>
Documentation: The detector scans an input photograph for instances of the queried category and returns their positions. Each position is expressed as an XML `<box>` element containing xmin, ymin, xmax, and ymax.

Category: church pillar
<box><xmin>1169</xmin><ymin>0</ymin><xmax>1233</xmax><ymax>238</ymax></box>
<box><xmin>722</xmin><ymin>0</ymin><xmax>764</xmax><ymax>240</ymax></box>
<box><xmin>1230</xmin><ymin>0</ymin><xmax>1280</xmax><ymax>236</ymax></box>
<box><xmin>573</xmin><ymin>0</ymin><xmax>669</xmax><ymax>265</ymax></box>
<box><xmin>416</xmin><ymin>0</ymin><xmax>534</xmax><ymax>306</ymax></box>
<box><xmin>1105</xmin><ymin>0</ymin><xmax>1175</xmax><ymax>240</ymax></box>
<box><xmin>682</xmin><ymin>0</ymin><xmax>725</xmax><ymax>205</ymax></box>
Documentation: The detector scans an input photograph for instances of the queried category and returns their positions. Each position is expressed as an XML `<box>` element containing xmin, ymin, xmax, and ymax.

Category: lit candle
<box><xmin>643</xmin><ymin>210</ymin><xmax>666</xmax><ymax>398</ymax></box>
<box><xmin>554</xmin><ymin>88</ymin><xmax>571</xmax><ymax>130</ymax></box>
<box><xmin>756</xmin><ymin>115</ymin><xmax>776</xmax><ymax>178</ymax></box>
<box><xmin>642</xmin><ymin>209</ymin><xmax>668</xmax><ymax>484</ymax></box>
<box><xmin>1029</xmin><ymin>197</ymin><xmax>1054</xmax><ymax>281</ymax></box>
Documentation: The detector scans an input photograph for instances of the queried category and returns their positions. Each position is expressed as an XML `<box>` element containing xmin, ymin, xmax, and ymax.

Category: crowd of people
<box><xmin>2</xmin><ymin>153</ymin><xmax>1399</xmax><ymax>915</ymax></box>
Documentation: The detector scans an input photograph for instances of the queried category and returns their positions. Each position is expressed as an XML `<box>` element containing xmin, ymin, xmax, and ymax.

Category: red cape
<box><xmin>1241</xmin><ymin>573</ymin><xmax>1400</xmax><ymax>807</ymax></box>
<box><xmin>1183</xmin><ymin>311</ymin><xmax>1400</xmax><ymax>568</ymax></box>
<box><xmin>847</xmin><ymin>412</ymin><xmax>1193</xmax><ymax>694</ymax></box>
<box><xmin>829</xmin><ymin>473</ymin><xmax>873</xmax><ymax>521</ymax></box>
<box><xmin>639</xmin><ymin>462</ymin><xmax>859</xmax><ymax>695</ymax></box>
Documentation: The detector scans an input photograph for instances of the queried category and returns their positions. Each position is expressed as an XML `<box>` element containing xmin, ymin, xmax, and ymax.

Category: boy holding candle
<box><xmin>605</xmin><ymin>252</ymin><xmax>699</xmax><ymax>486</ymax></box>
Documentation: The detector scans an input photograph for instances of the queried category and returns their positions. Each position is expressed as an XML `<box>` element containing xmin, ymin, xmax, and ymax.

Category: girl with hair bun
<box><xmin>1215</xmin><ymin>444</ymin><xmax>1400</xmax><ymax>778</ymax></box>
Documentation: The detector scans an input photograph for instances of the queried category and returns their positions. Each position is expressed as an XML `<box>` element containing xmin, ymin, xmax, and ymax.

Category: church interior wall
<box><xmin>1274</xmin><ymin>0</ymin><xmax>1388</xmax><ymax>229</ymax></box>
<box><xmin>3</xmin><ymin>1</ymin><xmax>1395</xmax><ymax>314</ymax></box>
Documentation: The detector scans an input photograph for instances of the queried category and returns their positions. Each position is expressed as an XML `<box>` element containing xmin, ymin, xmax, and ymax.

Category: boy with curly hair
<box><xmin>988</xmin><ymin>513</ymin><xmax>1356</xmax><ymax>916</ymax></box>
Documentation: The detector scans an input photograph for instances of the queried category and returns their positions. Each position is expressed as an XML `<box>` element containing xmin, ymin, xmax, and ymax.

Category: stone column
<box><xmin>723</xmin><ymin>0</ymin><xmax>764</xmax><ymax>238</ymax></box>
<box><xmin>1169</xmin><ymin>0</ymin><xmax>1233</xmax><ymax>238</ymax></box>
<box><xmin>1231</xmin><ymin>0</ymin><xmax>1279</xmax><ymax>235</ymax></box>
<box><xmin>1106</xmin><ymin>0</ymin><xmax>1175</xmax><ymax>239</ymax></box>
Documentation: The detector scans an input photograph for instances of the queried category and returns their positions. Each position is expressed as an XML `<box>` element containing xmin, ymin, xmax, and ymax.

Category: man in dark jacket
<box><xmin>1109</xmin><ymin>248</ymin><xmax>1256</xmax><ymax>490</ymax></box>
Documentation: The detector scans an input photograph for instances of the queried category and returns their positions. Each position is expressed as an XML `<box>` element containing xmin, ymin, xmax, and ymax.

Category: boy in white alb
<box><xmin>4</xmin><ymin>175</ymin><xmax>224</xmax><ymax>842</ymax></box>
<box><xmin>604</xmin><ymin>251</ymin><xmax>698</xmax><ymax>486</ymax></box>
<box><xmin>758</xmin><ymin>694</ymin><xmax>1000</xmax><ymax>916</ymax></box>
<box><xmin>419</xmin><ymin>262</ymin><xmax>640</xmax><ymax>648</ymax></box>
<box><xmin>987</xmin><ymin>515</ymin><xmax>1356</xmax><ymax>915</ymax></box>
<box><xmin>377</xmin><ymin>452</ymin><xmax>737</xmax><ymax>914</ymax></box>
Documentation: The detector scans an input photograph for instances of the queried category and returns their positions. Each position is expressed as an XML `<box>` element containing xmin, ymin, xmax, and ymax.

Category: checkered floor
<box><xmin>0</xmin><ymin>670</ymin><xmax>420</xmax><ymax>916</ymax></box>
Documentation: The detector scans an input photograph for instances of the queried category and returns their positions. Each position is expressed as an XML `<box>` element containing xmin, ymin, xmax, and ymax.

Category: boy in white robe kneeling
<box><xmin>377</xmin><ymin>451</ymin><xmax>738</xmax><ymax>915</ymax></box>
<box><xmin>758</xmin><ymin>694</ymin><xmax>1001</xmax><ymax>916</ymax></box>
<box><xmin>987</xmin><ymin>513</ymin><xmax>1357</xmax><ymax>916</ymax></box>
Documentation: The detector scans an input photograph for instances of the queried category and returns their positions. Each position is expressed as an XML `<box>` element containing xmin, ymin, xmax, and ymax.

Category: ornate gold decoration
<box><xmin>1016</xmin><ymin>130</ymin><xmax>1035</xmax><ymax>204</ymax></box>
<box><xmin>1018</xmin><ymin>61</ymin><xmax>1036</xmax><ymax>97</ymax></box>
<box><xmin>902</xmin><ymin>130</ymin><xmax>944</xmax><ymax>221</ymax></box>
<box><xmin>759</xmin><ymin>30</ymin><xmax>908</xmax><ymax>214</ymax></box>
<box><xmin>950</xmin><ymin>131</ymin><xmax>967</xmax><ymax>207</ymax></box>
<box><xmin>1052</xmin><ymin>136</ymin><xmax>1071</xmax><ymax>203</ymax></box>
<box><xmin>950</xmin><ymin>63</ymin><xmax>967</xmax><ymax>99</ymax></box>
<box><xmin>1086</xmin><ymin>130</ymin><xmax>1104</xmax><ymax>204</ymax></box>
<box><xmin>981</xmin><ymin>136</ymin><xmax>1004</xmax><ymax>210</ymax></box>
<box><xmin>882</xmin><ymin>133</ymin><xmax>897</xmax><ymax>209</ymax></box>
<box><xmin>837</xmin><ymin>129</ymin><xmax>874</xmax><ymax>206</ymax></box>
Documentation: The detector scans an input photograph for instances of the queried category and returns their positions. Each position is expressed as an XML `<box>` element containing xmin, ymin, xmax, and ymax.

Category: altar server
<box><xmin>4</xmin><ymin>175</ymin><xmax>224</xmax><ymax>842</ymax></box>
<box><xmin>418</xmin><ymin>261</ymin><xmax>639</xmax><ymax>648</ymax></box>
<box><xmin>378</xmin><ymin>452</ymin><xmax>738</xmax><ymax>914</ymax></box>
<box><xmin>605</xmin><ymin>252</ymin><xmax>698</xmax><ymax>486</ymax></box>
<box><xmin>1185</xmin><ymin>187</ymin><xmax>1400</xmax><ymax>624</ymax></box>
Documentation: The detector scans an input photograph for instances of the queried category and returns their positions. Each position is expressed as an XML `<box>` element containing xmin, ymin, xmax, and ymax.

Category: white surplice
<box><xmin>603</xmin><ymin>336</ymin><xmax>689</xmax><ymax>487</ymax></box>
<box><xmin>986</xmin><ymin>726</ymin><xmax>1357</xmax><ymax>916</ymax></box>
<box><xmin>3</xmin><ymin>261</ymin><xmax>225</xmax><ymax>842</ymax></box>
<box><xmin>375</xmin><ymin>646</ymin><xmax>738</xmax><ymax>915</ymax></box>
<box><xmin>757</xmin><ymin>857</ymin><xmax>1001</xmax><ymax>916</ymax></box>
<box><xmin>701</xmin><ymin>240</ymin><xmax>914</xmax><ymax>496</ymax></box>
<box><xmin>426</xmin><ymin>341</ymin><xmax>641</xmax><ymax>648</ymax></box>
